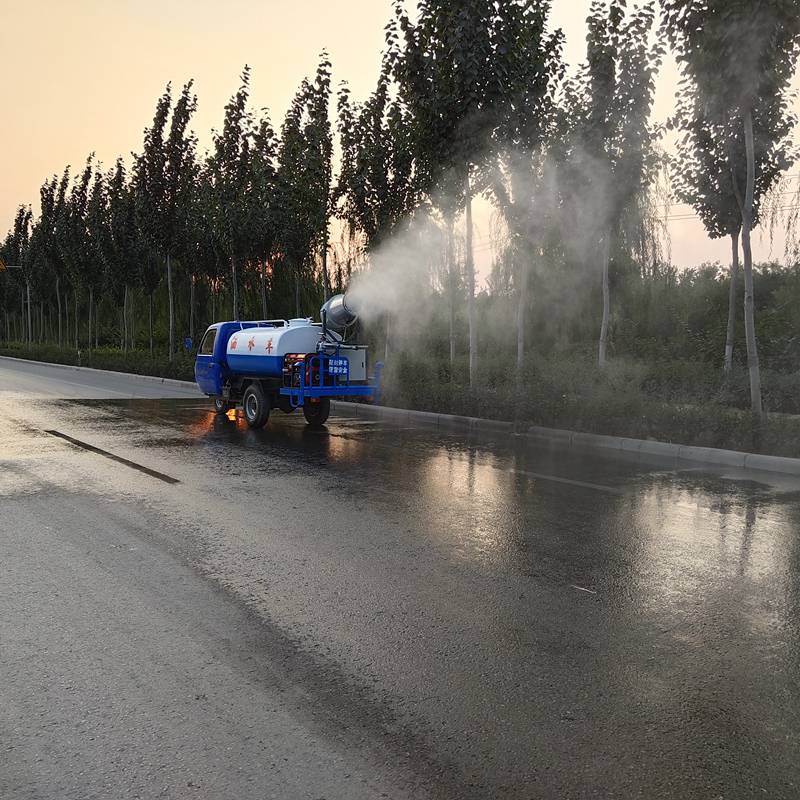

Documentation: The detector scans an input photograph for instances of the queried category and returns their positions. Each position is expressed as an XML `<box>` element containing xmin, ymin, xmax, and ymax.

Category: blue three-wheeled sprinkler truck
<box><xmin>194</xmin><ymin>293</ymin><xmax>382</xmax><ymax>428</ymax></box>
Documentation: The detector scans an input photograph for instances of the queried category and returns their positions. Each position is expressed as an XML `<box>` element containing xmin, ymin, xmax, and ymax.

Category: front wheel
<box><xmin>243</xmin><ymin>384</ymin><xmax>271</xmax><ymax>429</ymax></box>
<box><xmin>213</xmin><ymin>397</ymin><xmax>231</xmax><ymax>414</ymax></box>
<box><xmin>303</xmin><ymin>397</ymin><xmax>330</xmax><ymax>428</ymax></box>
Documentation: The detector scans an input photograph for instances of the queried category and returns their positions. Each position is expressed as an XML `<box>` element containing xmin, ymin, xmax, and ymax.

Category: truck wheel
<box><xmin>213</xmin><ymin>397</ymin><xmax>231</xmax><ymax>414</ymax></box>
<box><xmin>243</xmin><ymin>384</ymin><xmax>270</xmax><ymax>429</ymax></box>
<box><xmin>303</xmin><ymin>397</ymin><xmax>330</xmax><ymax>428</ymax></box>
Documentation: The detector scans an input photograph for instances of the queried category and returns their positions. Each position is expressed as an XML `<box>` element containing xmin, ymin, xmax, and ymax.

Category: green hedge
<box><xmin>0</xmin><ymin>344</ymin><xmax>196</xmax><ymax>382</ymax></box>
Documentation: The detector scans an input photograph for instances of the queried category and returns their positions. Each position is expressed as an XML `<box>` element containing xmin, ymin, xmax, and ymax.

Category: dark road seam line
<box><xmin>43</xmin><ymin>430</ymin><xmax>180</xmax><ymax>485</ymax></box>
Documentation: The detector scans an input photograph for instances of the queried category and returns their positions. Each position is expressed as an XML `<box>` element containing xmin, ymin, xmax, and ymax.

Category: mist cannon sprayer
<box><xmin>193</xmin><ymin>290</ymin><xmax>382</xmax><ymax>430</ymax></box>
<box><xmin>320</xmin><ymin>292</ymin><xmax>358</xmax><ymax>340</ymax></box>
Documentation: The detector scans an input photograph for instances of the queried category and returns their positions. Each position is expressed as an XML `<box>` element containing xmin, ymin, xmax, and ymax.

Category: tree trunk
<box><xmin>295</xmin><ymin>272</ymin><xmax>300</xmax><ymax>318</ymax></box>
<box><xmin>322</xmin><ymin>232</ymin><xmax>331</xmax><ymax>302</ymax></box>
<box><xmin>56</xmin><ymin>276</ymin><xmax>62</xmax><ymax>347</ymax></box>
<box><xmin>147</xmin><ymin>292</ymin><xmax>153</xmax><ymax>360</ymax></box>
<box><xmin>74</xmin><ymin>289</ymin><xmax>78</xmax><ymax>351</ymax></box>
<box><xmin>231</xmin><ymin>255</ymin><xmax>239</xmax><ymax>320</ymax></box>
<box><xmin>516</xmin><ymin>250</ymin><xmax>530</xmax><ymax>377</ymax></box>
<box><xmin>465</xmin><ymin>171</ymin><xmax>476</xmax><ymax>389</ymax></box>
<box><xmin>189</xmin><ymin>274</ymin><xmax>195</xmax><ymax>343</ymax></box>
<box><xmin>88</xmin><ymin>286</ymin><xmax>94</xmax><ymax>352</ymax></box>
<box><xmin>447</xmin><ymin>218</ymin><xmax>456</xmax><ymax>370</ymax></box>
<box><xmin>26</xmin><ymin>280</ymin><xmax>32</xmax><ymax>344</ymax></box>
<box><xmin>724</xmin><ymin>230</ymin><xmax>740</xmax><ymax>372</ymax></box>
<box><xmin>741</xmin><ymin>110</ymin><xmax>763</xmax><ymax>417</ymax></box>
<box><xmin>260</xmin><ymin>263</ymin><xmax>268</xmax><ymax>318</ymax></box>
<box><xmin>167</xmin><ymin>254</ymin><xmax>175</xmax><ymax>361</ymax></box>
<box><xmin>122</xmin><ymin>285</ymin><xmax>128</xmax><ymax>351</ymax></box>
<box><xmin>149</xmin><ymin>293</ymin><xmax>154</xmax><ymax>358</ymax></box>
<box><xmin>598</xmin><ymin>230</ymin><xmax>612</xmax><ymax>368</ymax></box>
<box><xmin>128</xmin><ymin>287</ymin><xmax>134</xmax><ymax>350</ymax></box>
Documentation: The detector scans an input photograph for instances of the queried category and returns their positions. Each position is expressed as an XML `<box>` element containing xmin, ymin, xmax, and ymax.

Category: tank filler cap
<box><xmin>288</xmin><ymin>318</ymin><xmax>312</xmax><ymax>327</ymax></box>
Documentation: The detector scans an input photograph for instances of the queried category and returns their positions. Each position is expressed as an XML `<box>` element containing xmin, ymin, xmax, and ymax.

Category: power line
<box><xmin>662</xmin><ymin>204</ymin><xmax>800</xmax><ymax>222</ymax></box>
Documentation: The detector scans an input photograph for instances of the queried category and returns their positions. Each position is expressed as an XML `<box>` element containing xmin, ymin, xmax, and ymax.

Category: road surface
<box><xmin>2</xmin><ymin>357</ymin><xmax>799</xmax><ymax>799</ymax></box>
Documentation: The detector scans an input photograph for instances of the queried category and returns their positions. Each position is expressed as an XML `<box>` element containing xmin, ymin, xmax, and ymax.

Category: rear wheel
<box><xmin>243</xmin><ymin>384</ymin><xmax>270</xmax><ymax>429</ymax></box>
<box><xmin>303</xmin><ymin>397</ymin><xmax>330</xmax><ymax>428</ymax></box>
<box><xmin>213</xmin><ymin>397</ymin><xmax>231</xmax><ymax>414</ymax></box>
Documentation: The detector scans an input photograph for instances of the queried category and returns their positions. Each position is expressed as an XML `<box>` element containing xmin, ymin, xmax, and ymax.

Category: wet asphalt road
<box><xmin>2</xmin><ymin>359</ymin><xmax>800</xmax><ymax>799</ymax></box>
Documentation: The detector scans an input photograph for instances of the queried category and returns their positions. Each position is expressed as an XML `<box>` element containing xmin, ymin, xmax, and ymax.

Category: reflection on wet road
<box><xmin>3</xmin><ymin>370</ymin><xmax>800</xmax><ymax>798</ymax></box>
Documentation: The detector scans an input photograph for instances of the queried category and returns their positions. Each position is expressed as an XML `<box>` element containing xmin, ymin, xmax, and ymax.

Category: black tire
<box><xmin>243</xmin><ymin>384</ymin><xmax>270</xmax><ymax>429</ymax></box>
<box><xmin>303</xmin><ymin>397</ymin><xmax>330</xmax><ymax>428</ymax></box>
<box><xmin>213</xmin><ymin>397</ymin><xmax>231</xmax><ymax>414</ymax></box>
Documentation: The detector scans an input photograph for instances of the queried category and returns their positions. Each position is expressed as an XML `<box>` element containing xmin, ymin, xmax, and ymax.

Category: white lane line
<box><xmin>513</xmin><ymin>468</ymin><xmax>623</xmax><ymax>495</ymax></box>
<box><xmin>325</xmin><ymin>429</ymin><xmax>624</xmax><ymax>495</ymax></box>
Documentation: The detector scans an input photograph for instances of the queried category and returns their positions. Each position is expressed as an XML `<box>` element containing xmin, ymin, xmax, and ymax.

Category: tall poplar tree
<box><xmin>105</xmin><ymin>158</ymin><xmax>140</xmax><ymax>349</ymax></box>
<box><xmin>58</xmin><ymin>162</ymin><xmax>92</xmax><ymax>350</ymax></box>
<box><xmin>303</xmin><ymin>54</ymin><xmax>334</xmax><ymax>300</ymax></box>
<box><xmin>565</xmin><ymin>0</ymin><xmax>662</xmax><ymax>368</ymax></box>
<box><xmin>250</xmin><ymin>112</ymin><xmax>279</xmax><ymax>318</ymax></box>
<box><xmin>336</xmin><ymin>59</ymin><xmax>418</xmax><ymax>255</ymax></box>
<box><xmin>488</xmin><ymin>0</ymin><xmax>565</xmax><ymax>375</ymax></box>
<box><xmin>207</xmin><ymin>67</ymin><xmax>256</xmax><ymax>320</ymax></box>
<box><xmin>393</xmin><ymin>0</ymin><xmax>546</xmax><ymax>386</ymax></box>
<box><xmin>662</xmin><ymin>0</ymin><xmax>800</xmax><ymax>414</ymax></box>
<box><xmin>274</xmin><ymin>69</ymin><xmax>331</xmax><ymax>317</ymax></box>
<box><xmin>7</xmin><ymin>206</ymin><xmax>32</xmax><ymax>343</ymax></box>
<box><xmin>86</xmin><ymin>168</ymin><xmax>110</xmax><ymax>349</ymax></box>
<box><xmin>134</xmin><ymin>81</ymin><xmax>198</xmax><ymax>360</ymax></box>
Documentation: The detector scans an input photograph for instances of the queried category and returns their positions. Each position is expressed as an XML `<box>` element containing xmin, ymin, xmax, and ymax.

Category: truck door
<box><xmin>195</xmin><ymin>327</ymin><xmax>223</xmax><ymax>395</ymax></box>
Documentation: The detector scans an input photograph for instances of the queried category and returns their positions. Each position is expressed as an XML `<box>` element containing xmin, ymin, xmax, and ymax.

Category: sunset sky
<box><xmin>2</xmin><ymin>0</ymin><xmax>798</xmax><ymax>278</ymax></box>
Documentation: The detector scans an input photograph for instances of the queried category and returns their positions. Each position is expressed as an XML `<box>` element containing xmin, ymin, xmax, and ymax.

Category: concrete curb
<box><xmin>333</xmin><ymin>401</ymin><xmax>800</xmax><ymax>477</ymax></box>
<box><xmin>0</xmin><ymin>355</ymin><xmax>199</xmax><ymax>390</ymax></box>
<box><xmin>331</xmin><ymin>400</ymin><xmax>514</xmax><ymax>436</ymax></box>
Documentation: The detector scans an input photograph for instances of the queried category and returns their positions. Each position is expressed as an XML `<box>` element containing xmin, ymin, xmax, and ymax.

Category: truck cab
<box><xmin>195</xmin><ymin>321</ymin><xmax>261</xmax><ymax>398</ymax></box>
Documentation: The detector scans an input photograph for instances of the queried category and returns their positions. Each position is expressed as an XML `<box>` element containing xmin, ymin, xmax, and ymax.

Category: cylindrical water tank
<box><xmin>225</xmin><ymin>320</ymin><xmax>321</xmax><ymax>377</ymax></box>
